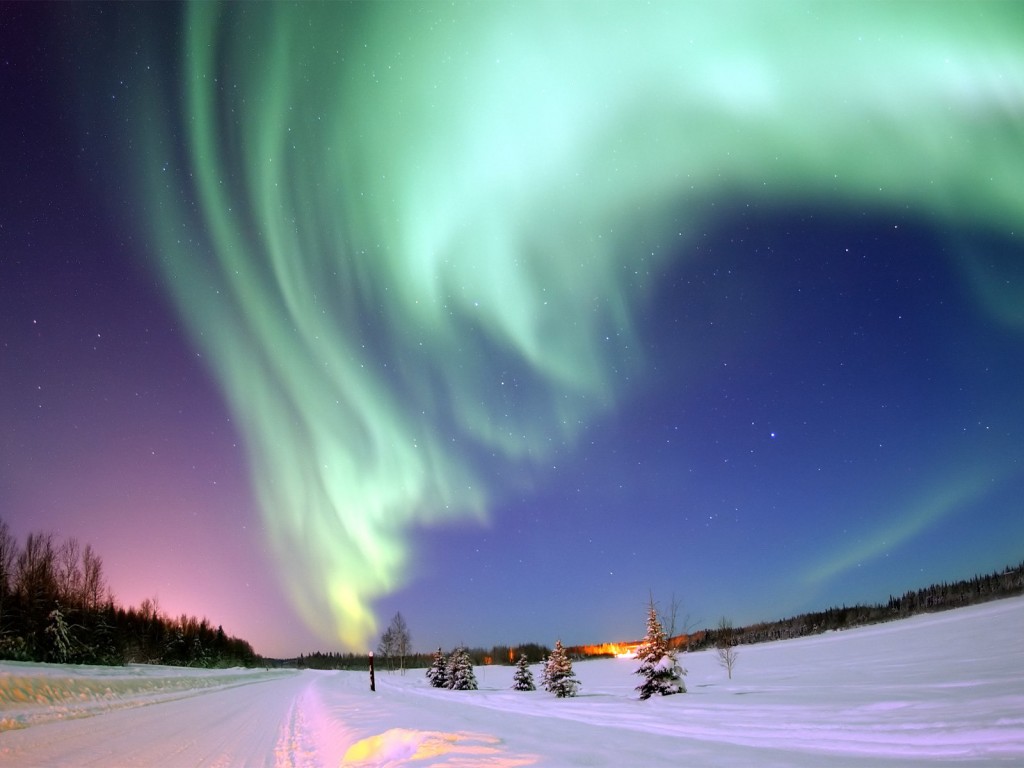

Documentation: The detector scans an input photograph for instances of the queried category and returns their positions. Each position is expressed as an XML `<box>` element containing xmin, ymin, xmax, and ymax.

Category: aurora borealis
<box><xmin>3</xmin><ymin>2</ymin><xmax>1023</xmax><ymax>656</ymax></box>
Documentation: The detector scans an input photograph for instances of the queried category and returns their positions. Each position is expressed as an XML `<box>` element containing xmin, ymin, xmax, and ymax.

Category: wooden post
<box><xmin>369</xmin><ymin>651</ymin><xmax>376</xmax><ymax>692</ymax></box>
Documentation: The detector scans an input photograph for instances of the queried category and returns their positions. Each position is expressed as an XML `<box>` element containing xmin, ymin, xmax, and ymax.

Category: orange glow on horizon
<box><xmin>570</xmin><ymin>633</ymin><xmax>697</xmax><ymax>659</ymax></box>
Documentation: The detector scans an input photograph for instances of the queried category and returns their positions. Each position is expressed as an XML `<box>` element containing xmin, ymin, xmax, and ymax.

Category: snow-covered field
<box><xmin>2</xmin><ymin>597</ymin><xmax>1022</xmax><ymax>767</ymax></box>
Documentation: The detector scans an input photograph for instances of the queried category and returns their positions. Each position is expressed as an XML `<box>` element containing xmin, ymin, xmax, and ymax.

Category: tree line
<box><xmin>298</xmin><ymin>613</ymin><xmax>553</xmax><ymax>673</ymax></box>
<box><xmin>0</xmin><ymin>518</ymin><xmax>259</xmax><ymax>667</ymax></box>
<box><xmin>297</xmin><ymin>641</ymin><xmax>553</xmax><ymax>671</ymax></box>
<box><xmin>686</xmin><ymin>561</ymin><xmax>1024</xmax><ymax>652</ymax></box>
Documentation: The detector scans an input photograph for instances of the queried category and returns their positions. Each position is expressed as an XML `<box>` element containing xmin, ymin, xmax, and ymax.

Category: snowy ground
<box><xmin>2</xmin><ymin>597</ymin><xmax>1022</xmax><ymax>767</ymax></box>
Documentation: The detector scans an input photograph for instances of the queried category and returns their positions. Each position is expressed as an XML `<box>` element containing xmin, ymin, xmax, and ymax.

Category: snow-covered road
<box><xmin>2</xmin><ymin>597</ymin><xmax>1023</xmax><ymax>766</ymax></box>
<box><xmin>0</xmin><ymin>669</ymin><xmax>313</xmax><ymax>766</ymax></box>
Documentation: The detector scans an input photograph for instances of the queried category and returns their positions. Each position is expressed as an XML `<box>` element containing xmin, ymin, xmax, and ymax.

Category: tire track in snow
<box><xmin>274</xmin><ymin>682</ymin><xmax>321</xmax><ymax>768</ymax></box>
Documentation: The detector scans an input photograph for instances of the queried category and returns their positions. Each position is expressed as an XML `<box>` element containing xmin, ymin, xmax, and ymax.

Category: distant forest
<box><xmin>297</xmin><ymin>642</ymin><xmax>553</xmax><ymax>672</ymax></box>
<box><xmin>0</xmin><ymin>519</ymin><xmax>259</xmax><ymax>667</ymax></box>
<box><xmin>578</xmin><ymin>561</ymin><xmax>1024</xmax><ymax>658</ymax></box>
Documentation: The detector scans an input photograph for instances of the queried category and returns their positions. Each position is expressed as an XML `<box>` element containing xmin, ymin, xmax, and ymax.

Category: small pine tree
<box><xmin>544</xmin><ymin>640</ymin><xmax>580</xmax><ymax>698</ymax></box>
<box><xmin>539</xmin><ymin>654</ymin><xmax>550</xmax><ymax>690</ymax></box>
<box><xmin>46</xmin><ymin>605</ymin><xmax>74</xmax><ymax>663</ymax></box>
<box><xmin>447</xmin><ymin>646</ymin><xmax>478</xmax><ymax>690</ymax></box>
<box><xmin>512</xmin><ymin>654</ymin><xmax>535</xmax><ymax>691</ymax></box>
<box><xmin>635</xmin><ymin>599</ymin><xmax>686</xmax><ymax>700</ymax></box>
<box><xmin>444</xmin><ymin>648</ymin><xmax>458</xmax><ymax>686</ymax></box>
<box><xmin>426</xmin><ymin>647</ymin><xmax>448</xmax><ymax>688</ymax></box>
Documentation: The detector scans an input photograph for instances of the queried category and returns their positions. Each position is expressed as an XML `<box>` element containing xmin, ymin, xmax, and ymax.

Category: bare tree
<box><xmin>81</xmin><ymin>545</ymin><xmax>106</xmax><ymax>612</ymax></box>
<box><xmin>15</xmin><ymin>531</ymin><xmax>56</xmax><ymax>605</ymax></box>
<box><xmin>658</xmin><ymin>592</ymin><xmax>698</xmax><ymax>652</ymax></box>
<box><xmin>377</xmin><ymin>611</ymin><xmax>411</xmax><ymax>674</ymax></box>
<box><xmin>391</xmin><ymin>612</ymin><xmax>411</xmax><ymax>675</ymax></box>
<box><xmin>56</xmin><ymin>537</ymin><xmax>83</xmax><ymax>608</ymax></box>
<box><xmin>139</xmin><ymin>596</ymin><xmax>161</xmax><ymax>621</ymax></box>
<box><xmin>15</xmin><ymin>531</ymin><xmax>57</xmax><ymax>648</ymax></box>
<box><xmin>716</xmin><ymin>616</ymin><xmax>739</xmax><ymax>679</ymax></box>
<box><xmin>0</xmin><ymin>518</ymin><xmax>18</xmax><ymax>630</ymax></box>
<box><xmin>376</xmin><ymin>626</ymin><xmax>396</xmax><ymax>672</ymax></box>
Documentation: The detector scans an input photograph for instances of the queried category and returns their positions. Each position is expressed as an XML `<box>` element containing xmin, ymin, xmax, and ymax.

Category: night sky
<box><xmin>2</xmin><ymin>2</ymin><xmax>1022</xmax><ymax>658</ymax></box>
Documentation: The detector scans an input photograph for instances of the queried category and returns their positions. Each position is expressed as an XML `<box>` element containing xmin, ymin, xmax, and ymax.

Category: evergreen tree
<box><xmin>539</xmin><ymin>654</ymin><xmax>549</xmax><ymax>690</ymax></box>
<box><xmin>544</xmin><ymin>640</ymin><xmax>579</xmax><ymax>698</ymax></box>
<box><xmin>444</xmin><ymin>648</ymin><xmax>458</xmax><ymax>686</ymax></box>
<box><xmin>447</xmin><ymin>646</ymin><xmax>477</xmax><ymax>690</ymax></box>
<box><xmin>46</xmin><ymin>605</ymin><xmax>74</xmax><ymax>663</ymax></box>
<box><xmin>512</xmin><ymin>654</ymin><xmax>535</xmax><ymax>691</ymax></box>
<box><xmin>426</xmin><ymin>647</ymin><xmax>447</xmax><ymax>688</ymax></box>
<box><xmin>634</xmin><ymin>598</ymin><xmax>686</xmax><ymax>699</ymax></box>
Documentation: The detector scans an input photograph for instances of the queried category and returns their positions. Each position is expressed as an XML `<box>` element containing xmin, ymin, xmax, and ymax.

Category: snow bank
<box><xmin>0</xmin><ymin>662</ymin><xmax>292</xmax><ymax>732</ymax></box>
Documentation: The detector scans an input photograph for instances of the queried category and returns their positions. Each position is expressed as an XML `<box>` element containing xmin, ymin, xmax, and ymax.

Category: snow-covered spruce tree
<box><xmin>634</xmin><ymin>599</ymin><xmax>686</xmax><ymax>699</ymax></box>
<box><xmin>46</xmin><ymin>605</ymin><xmax>74</xmax><ymax>663</ymax></box>
<box><xmin>444</xmin><ymin>647</ymin><xmax>458</xmax><ymax>687</ymax></box>
<box><xmin>426</xmin><ymin>647</ymin><xmax>447</xmax><ymax>688</ymax></box>
<box><xmin>544</xmin><ymin>640</ymin><xmax>580</xmax><ymax>698</ymax></box>
<box><xmin>447</xmin><ymin>646</ymin><xmax>478</xmax><ymax>690</ymax></box>
<box><xmin>512</xmin><ymin>654</ymin><xmax>535</xmax><ymax>691</ymax></box>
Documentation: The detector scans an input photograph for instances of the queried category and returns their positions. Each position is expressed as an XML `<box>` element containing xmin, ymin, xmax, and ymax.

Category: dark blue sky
<box><xmin>391</xmin><ymin>208</ymin><xmax>1023</xmax><ymax>647</ymax></box>
<box><xmin>2</xmin><ymin>3</ymin><xmax>1022</xmax><ymax>657</ymax></box>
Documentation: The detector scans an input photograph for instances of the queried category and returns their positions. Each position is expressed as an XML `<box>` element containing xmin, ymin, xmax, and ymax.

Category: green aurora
<box><xmin>106</xmin><ymin>1</ymin><xmax>1023</xmax><ymax>648</ymax></box>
